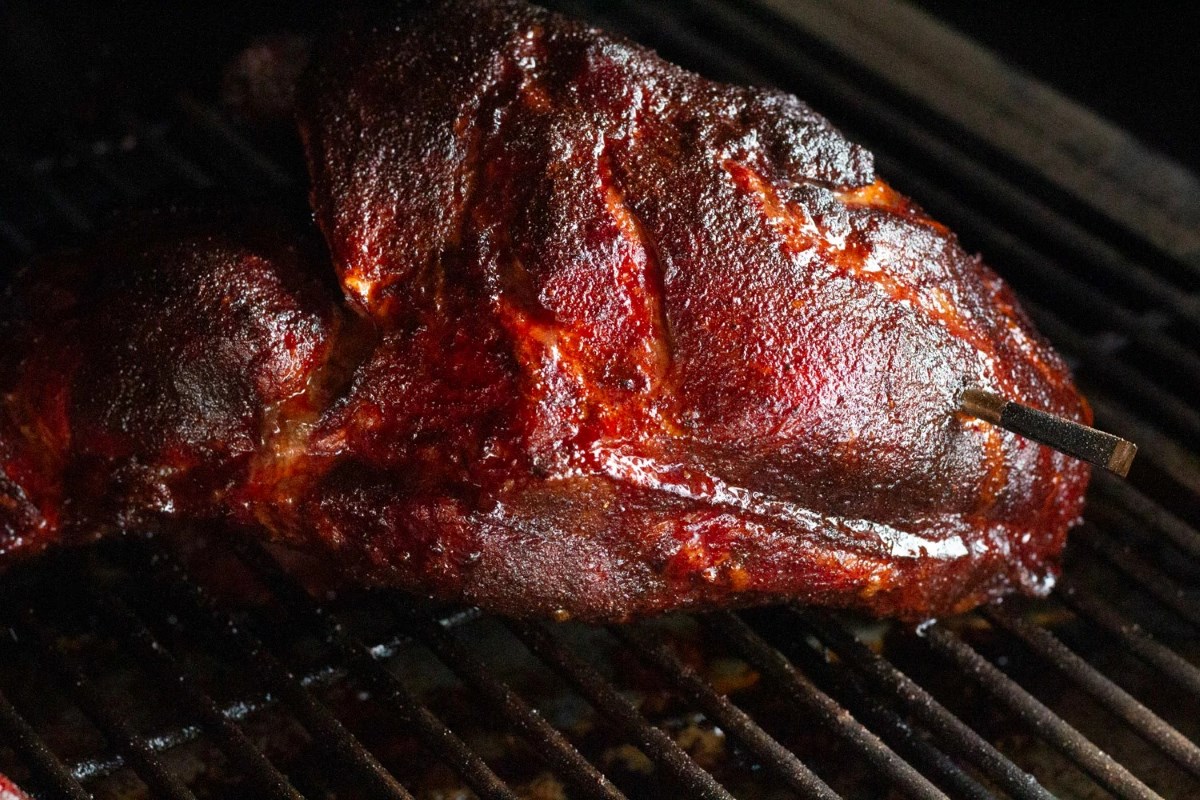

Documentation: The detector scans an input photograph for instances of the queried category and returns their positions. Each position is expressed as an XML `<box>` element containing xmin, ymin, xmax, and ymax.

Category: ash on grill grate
<box><xmin>3</xmin><ymin>1</ymin><xmax>1200</xmax><ymax>798</ymax></box>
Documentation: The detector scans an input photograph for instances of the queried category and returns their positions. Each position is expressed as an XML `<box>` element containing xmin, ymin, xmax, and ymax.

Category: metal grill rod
<box><xmin>1017</xmin><ymin>301</ymin><xmax>1200</xmax><ymax>445</ymax></box>
<box><xmin>705</xmin><ymin>613</ymin><xmax>950</xmax><ymax>800</ymax></box>
<box><xmin>228</xmin><ymin>541</ymin><xmax>519</xmax><ymax>800</ymax></box>
<box><xmin>507</xmin><ymin>620</ymin><xmax>736</xmax><ymax>800</ymax></box>
<box><xmin>1087</xmin><ymin>502</ymin><xmax>1200</xmax><ymax>589</ymax></box>
<box><xmin>16</xmin><ymin>610</ymin><xmax>197</xmax><ymax>800</ymax></box>
<box><xmin>1087</xmin><ymin>395</ymin><xmax>1200</xmax><ymax>496</ymax></box>
<box><xmin>404</xmin><ymin>610</ymin><xmax>629</xmax><ymax>800</ymax></box>
<box><xmin>612</xmin><ymin>624</ymin><xmax>842</xmax><ymax>800</ymax></box>
<box><xmin>1091</xmin><ymin>473</ymin><xmax>1200</xmax><ymax>560</ymax></box>
<box><xmin>1057</xmin><ymin>578</ymin><xmax>1200</xmax><ymax>700</ymax></box>
<box><xmin>0</xmin><ymin>218</ymin><xmax>34</xmax><ymax>258</ymax></box>
<box><xmin>89</xmin><ymin>586</ymin><xmax>305</xmax><ymax>800</ymax></box>
<box><xmin>141</xmin><ymin>128</ymin><xmax>217</xmax><ymax>190</ymax></box>
<box><xmin>140</xmin><ymin>544</ymin><xmax>416</xmax><ymax>800</ymax></box>
<box><xmin>793</xmin><ymin>609</ymin><xmax>1056</xmax><ymax>800</ymax></box>
<box><xmin>177</xmin><ymin>95</ymin><xmax>294</xmax><ymax>188</ymax></box>
<box><xmin>922</xmin><ymin>624</ymin><xmax>1164</xmax><ymax>800</ymax></box>
<box><xmin>750</xmin><ymin>612</ymin><xmax>997</xmax><ymax>800</ymax></box>
<box><xmin>56</xmin><ymin>131</ymin><xmax>145</xmax><ymax>202</ymax></box>
<box><xmin>984</xmin><ymin>606</ymin><xmax>1200</xmax><ymax>780</ymax></box>
<box><xmin>1076</xmin><ymin>524</ymin><xmax>1200</xmax><ymax>630</ymax></box>
<box><xmin>0</xmin><ymin>689</ymin><xmax>91</xmax><ymax>800</ymax></box>
<box><xmin>0</xmin><ymin>157</ymin><xmax>94</xmax><ymax>234</ymax></box>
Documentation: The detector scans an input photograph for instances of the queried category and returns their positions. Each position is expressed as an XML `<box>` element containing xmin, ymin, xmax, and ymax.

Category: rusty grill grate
<box><xmin>2</xmin><ymin>1</ymin><xmax>1200</xmax><ymax>798</ymax></box>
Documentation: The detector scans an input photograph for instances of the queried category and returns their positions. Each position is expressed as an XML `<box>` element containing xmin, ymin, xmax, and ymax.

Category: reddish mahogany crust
<box><xmin>0</xmin><ymin>0</ymin><xmax>1090</xmax><ymax>621</ymax></box>
<box><xmin>0</xmin><ymin>210</ymin><xmax>339</xmax><ymax>559</ymax></box>
<box><xmin>291</xmin><ymin>0</ymin><xmax>1089</xmax><ymax>619</ymax></box>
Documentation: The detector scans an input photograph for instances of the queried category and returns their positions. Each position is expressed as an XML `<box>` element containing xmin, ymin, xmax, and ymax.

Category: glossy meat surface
<box><xmin>0</xmin><ymin>210</ymin><xmax>340</xmax><ymax>559</ymax></box>
<box><xmin>291</xmin><ymin>0</ymin><xmax>1089</xmax><ymax>619</ymax></box>
<box><xmin>0</xmin><ymin>0</ymin><xmax>1090</xmax><ymax>620</ymax></box>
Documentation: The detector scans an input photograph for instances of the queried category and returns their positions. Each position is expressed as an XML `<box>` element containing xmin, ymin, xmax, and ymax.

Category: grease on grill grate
<box><xmin>3</xmin><ymin>1</ymin><xmax>1200</xmax><ymax>798</ymax></box>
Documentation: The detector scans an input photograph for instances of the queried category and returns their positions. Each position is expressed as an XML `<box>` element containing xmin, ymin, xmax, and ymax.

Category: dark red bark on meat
<box><xmin>0</xmin><ymin>0</ymin><xmax>1090</xmax><ymax>621</ymax></box>
<box><xmin>0</xmin><ymin>209</ymin><xmax>340</xmax><ymax>558</ymax></box>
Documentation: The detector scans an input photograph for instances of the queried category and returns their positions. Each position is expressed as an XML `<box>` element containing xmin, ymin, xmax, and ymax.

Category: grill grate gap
<box><xmin>740</xmin><ymin>609</ymin><xmax>996</xmax><ymax>800</ymax></box>
<box><xmin>611</xmin><ymin>623</ymin><xmax>841</xmax><ymax>800</ymax></box>
<box><xmin>983</xmin><ymin>606</ymin><xmax>1200</xmax><ymax>783</ymax></box>
<box><xmin>705</xmin><ymin>612</ymin><xmax>949</xmax><ymax>800</ymax></box>
<box><xmin>798</xmin><ymin>608</ymin><xmax>1057</xmax><ymax>800</ymax></box>
<box><xmin>508</xmin><ymin>620</ymin><xmax>738</xmax><ymax>800</ymax></box>
<box><xmin>921</xmin><ymin>624</ymin><xmax>1163</xmax><ymax>800</ymax></box>
<box><xmin>405</xmin><ymin>610</ymin><xmax>630</xmax><ymax>800</ymax></box>
<box><xmin>225</xmin><ymin>539</ymin><xmax>520</xmax><ymax>800</ymax></box>
<box><xmin>134</xmin><ymin>543</ymin><xmax>417</xmax><ymax>800</ymax></box>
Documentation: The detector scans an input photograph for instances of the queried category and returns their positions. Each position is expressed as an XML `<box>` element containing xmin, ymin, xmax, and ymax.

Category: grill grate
<box><xmin>3</xmin><ymin>1</ymin><xmax>1200</xmax><ymax>798</ymax></box>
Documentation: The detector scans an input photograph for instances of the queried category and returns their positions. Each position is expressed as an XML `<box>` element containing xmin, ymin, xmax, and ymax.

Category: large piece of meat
<box><xmin>0</xmin><ymin>0</ymin><xmax>1089</xmax><ymax>620</ymax></box>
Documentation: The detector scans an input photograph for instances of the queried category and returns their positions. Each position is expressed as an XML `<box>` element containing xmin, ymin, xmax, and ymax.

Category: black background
<box><xmin>916</xmin><ymin>1</ymin><xmax>1200</xmax><ymax>173</ymax></box>
<box><xmin>2</xmin><ymin>2</ymin><xmax>1197</xmax><ymax>171</ymax></box>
